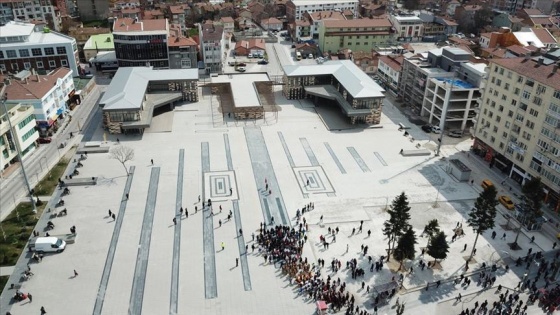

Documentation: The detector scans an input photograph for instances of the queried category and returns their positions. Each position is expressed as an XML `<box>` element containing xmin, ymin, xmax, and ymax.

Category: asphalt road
<box><xmin>0</xmin><ymin>79</ymin><xmax>107</xmax><ymax>221</ymax></box>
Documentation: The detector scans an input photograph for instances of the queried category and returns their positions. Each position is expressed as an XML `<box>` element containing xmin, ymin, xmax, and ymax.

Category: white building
<box><xmin>199</xmin><ymin>23</ymin><xmax>225</xmax><ymax>74</ymax></box>
<box><xmin>3</xmin><ymin>68</ymin><xmax>75</xmax><ymax>132</ymax></box>
<box><xmin>0</xmin><ymin>103</ymin><xmax>39</xmax><ymax>171</ymax></box>
<box><xmin>389</xmin><ymin>14</ymin><xmax>424</xmax><ymax>39</ymax></box>
<box><xmin>0</xmin><ymin>21</ymin><xmax>79</xmax><ymax>76</ymax></box>
<box><xmin>0</xmin><ymin>0</ymin><xmax>62</xmax><ymax>31</ymax></box>
<box><xmin>286</xmin><ymin>0</ymin><xmax>358</xmax><ymax>21</ymax></box>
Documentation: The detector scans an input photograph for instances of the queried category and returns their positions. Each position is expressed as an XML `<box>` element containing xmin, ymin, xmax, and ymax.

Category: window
<box><xmin>526</xmin><ymin>120</ymin><xmax>535</xmax><ymax>129</ymax></box>
<box><xmin>32</xmin><ymin>48</ymin><xmax>42</xmax><ymax>56</ymax></box>
<box><xmin>0</xmin><ymin>64</ymin><xmax>5</xmax><ymax>71</ymax></box>
<box><xmin>24</xmin><ymin>62</ymin><xmax>31</xmax><ymax>69</ymax></box>
<box><xmin>514</xmin><ymin>88</ymin><xmax>520</xmax><ymax>95</ymax></box>
<box><xmin>496</xmin><ymin>116</ymin><xmax>501</xmax><ymax>122</ymax></box>
<box><xmin>554</xmin><ymin>90</ymin><xmax>560</xmax><ymax>100</ymax></box>
<box><xmin>496</xmin><ymin>79</ymin><xmax>501</xmax><ymax>86</ymax></box>
<box><xmin>6</xmin><ymin>50</ymin><xmax>16</xmax><ymax>58</ymax></box>
<box><xmin>507</xmin><ymin>71</ymin><xmax>512</xmax><ymax>79</ymax></box>
<box><xmin>36</xmin><ymin>61</ymin><xmax>43</xmax><ymax>68</ymax></box>
<box><xmin>529</xmin><ymin>108</ymin><xmax>539</xmax><ymax>117</ymax></box>
<box><xmin>48</xmin><ymin>60</ymin><xmax>55</xmax><ymax>67</ymax></box>
<box><xmin>498</xmin><ymin>105</ymin><xmax>504</xmax><ymax>112</ymax></box>
<box><xmin>504</xmin><ymin>83</ymin><xmax>510</xmax><ymax>90</ymax></box>
<box><xmin>44</xmin><ymin>47</ymin><xmax>54</xmax><ymax>55</ymax></box>
<box><xmin>491</xmin><ymin>101</ymin><xmax>496</xmax><ymax>108</ymax></box>
<box><xmin>501</xmin><ymin>94</ymin><xmax>507</xmax><ymax>101</ymax></box>
<box><xmin>18</xmin><ymin>115</ymin><xmax>34</xmax><ymax>129</ymax></box>
<box><xmin>21</xmin><ymin>128</ymin><xmax>36</xmax><ymax>141</ymax></box>
<box><xmin>19</xmin><ymin>49</ymin><xmax>29</xmax><ymax>57</ymax></box>
<box><xmin>511</xmin><ymin>100</ymin><xmax>517</xmax><ymax>106</ymax></box>
<box><xmin>525</xmin><ymin>79</ymin><xmax>534</xmax><ymax>87</ymax></box>
<box><xmin>491</xmin><ymin>136</ymin><xmax>496</xmax><ymax>143</ymax></box>
<box><xmin>522</xmin><ymin>91</ymin><xmax>531</xmax><ymax>99</ymax></box>
<box><xmin>505</xmin><ymin>121</ymin><xmax>511</xmax><ymax>128</ymax></box>
<box><xmin>499</xmin><ymin>67</ymin><xmax>504</xmax><ymax>75</ymax></box>
<box><xmin>517</xmin><ymin>76</ymin><xmax>523</xmax><ymax>83</ymax></box>
<box><xmin>502</xmin><ymin>132</ymin><xmax>508</xmax><ymax>139</ymax></box>
<box><xmin>61</xmin><ymin>59</ymin><xmax>67</xmax><ymax>66</ymax></box>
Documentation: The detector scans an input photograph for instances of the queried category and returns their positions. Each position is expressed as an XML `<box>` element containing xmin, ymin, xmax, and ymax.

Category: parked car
<box><xmin>258</xmin><ymin>59</ymin><xmax>268</xmax><ymax>65</ymax></box>
<box><xmin>481</xmin><ymin>179</ymin><xmax>494</xmax><ymax>190</ymax></box>
<box><xmin>236</xmin><ymin>62</ymin><xmax>246</xmax><ymax>67</ymax></box>
<box><xmin>421</xmin><ymin>125</ymin><xmax>433</xmax><ymax>132</ymax></box>
<box><xmin>448</xmin><ymin>130</ymin><xmax>463</xmax><ymax>138</ymax></box>
<box><xmin>38</xmin><ymin>137</ymin><xmax>52</xmax><ymax>144</ymax></box>
<box><xmin>236</xmin><ymin>67</ymin><xmax>246</xmax><ymax>72</ymax></box>
<box><xmin>499</xmin><ymin>195</ymin><xmax>515</xmax><ymax>210</ymax></box>
<box><xmin>431</xmin><ymin>126</ymin><xmax>441</xmax><ymax>134</ymax></box>
<box><xmin>248</xmin><ymin>53</ymin><xmax>253</xmax><ymax>58</ymax></box>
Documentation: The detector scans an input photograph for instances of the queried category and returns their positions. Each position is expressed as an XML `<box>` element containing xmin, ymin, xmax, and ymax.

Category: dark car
<box><xmin>38</xmin><ymin>137</ymin><xmax>52</xmax><ymax>144</ymax></box>
<box><xmin>421</xmin><ymin>125</ymin><xmax>433</xmax><ymax>132</ymax></box>
<box><xmin>258</xmin><ymin>60</ymin><xmax>269</xmax><ymax>65</ymax></box>
<box><xmin>236</xmin><ymin>62</ymin><xmax>247</xmax><ymax>67</ymax></box>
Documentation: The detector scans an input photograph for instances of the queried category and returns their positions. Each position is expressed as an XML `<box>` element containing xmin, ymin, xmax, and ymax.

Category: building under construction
<box><xmin>282</xmin><ymin>60</ymin><xmax>385</xmax><ymax>125</ymax></box>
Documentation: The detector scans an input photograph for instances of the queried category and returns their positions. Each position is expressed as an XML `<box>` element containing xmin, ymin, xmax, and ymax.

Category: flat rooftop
<box><xmin>211</xmin><ymin>73</ymin><xmax>269</xmax><ymax>108</ymax></box>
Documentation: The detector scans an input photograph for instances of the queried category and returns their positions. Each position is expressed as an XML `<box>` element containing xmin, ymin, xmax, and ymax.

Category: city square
<box><xmin>1</xmin><ymin>80</ymin><xmax>554</xmax><ymax>314</ymax></box>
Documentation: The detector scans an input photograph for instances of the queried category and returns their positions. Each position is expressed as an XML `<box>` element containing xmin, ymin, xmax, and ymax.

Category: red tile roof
<box><xmin>113</xmin><ymin>17</ymin><xmax>167</xmax><ymax>32</ymax></box>
<box><xmin>2</xmin><ymin>68</ymin><xmax>72</xmax><ymax>100</ymax></box>
<box><xmin>491</xmin><ymin>57</ymin><xmax>560</xmax><ymax>90</ymax></box>
<box><xmin>378</xmin><ymin>55</ymin><xmax>404</xmax><ymax>71</ymax></box>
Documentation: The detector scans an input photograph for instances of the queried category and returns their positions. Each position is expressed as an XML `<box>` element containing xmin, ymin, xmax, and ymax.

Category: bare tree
<box><xmin>109</xmin><ymin>146</ymin><xmax>134</xmax><ymax>175</ymax></box>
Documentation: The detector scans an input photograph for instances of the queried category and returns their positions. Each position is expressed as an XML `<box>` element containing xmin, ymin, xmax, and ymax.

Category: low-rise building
<box><xmin>83</xmin><ymin>34</ymin><xmax>114</xmax><ymax>62</ymax></box>
<box><xmin>389</xmin><ymin>14</ymin><xmax>424</xmax><ymax>40</ymax></box>
<box><xmin>220</xmin><ymin>16</ymin><xmax>235</xmax><ymax>33</ymax></box>
<box><xmin>305</xmin><ymin>11</ymin><xmax>346</xmax><ymax>39</ymax></box>
<box><xmin>99</xmin><ymin>67</ymin><xmax>199</xmax><ymax>134</ymax></box>
<box><xmin>282</xmin><ymin>60</ymin><xmax>385</xmax><ymax>125</ymax></box>
<box><xmin>2</xmin><ymin>68</ymin><xmax>75</xmax><ymax>133</ymax></box>
<box><xmin>168</xmin><ymin>24</ymin><xmax>198</xmax><ymax>69</ymax></box>
<box><xmin>113</xmin><ymin>18</ymin><xmax>169</xmax><ymax>68</ymax></box>
<box><xmin>0</xmin><ymin>103</ymin><xmax>39</xmax><ymax>171</ymax></box>
<box><xmin>0</xmin><ymin>21</ymin><xmax>79</xmax><ymax>76</ymax></box>
<box><xmin>261</xmin><ymin>17</ymin><xmax>283</xmax><ymax>31</ymax></box>
<box><xmin>234</xmin><ymin>38</ymin><xmax>266</xmax><ymax>56</ymax></box>
<box><xmin>318</xmin><ymin>18</ymin><xmax>393</xmax><ymax>54</ymax></box>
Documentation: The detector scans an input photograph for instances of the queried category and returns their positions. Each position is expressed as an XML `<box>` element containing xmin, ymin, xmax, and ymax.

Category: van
<box><xmin>29</xmin><ymin>237</ymin><xmax>66</xmax><ymax>253</ymax></box>
<box><xmin>481</xmin><ymin>179</ymin><xmax>494</xmax><ymax>190</ymax></box>
<box><xmin>248</xmin><ymin>53</ymin><xmax>253</xmax><ymax>58</ymax></box>
<box><xmin>296</xmin><ymin>51</ymin><xmax>302</xmax><ymax>60</ymax></box>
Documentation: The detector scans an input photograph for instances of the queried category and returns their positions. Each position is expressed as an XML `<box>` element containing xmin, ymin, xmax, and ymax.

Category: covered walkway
<box><xmin>304</xmin><ymin>85</ymin><xmax>371</xmax><ymax>116</ymax></box>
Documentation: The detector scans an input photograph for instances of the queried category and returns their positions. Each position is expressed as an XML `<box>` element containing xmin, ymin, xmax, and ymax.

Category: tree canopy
<box><xmin>383</xmin><ymin>192</ymin><xmax>412</xmax><ymax>261</ymax></box>
<box><xmin>394</xmin><ymin>227</ymin><xmax>417</xmax><ymax>270</ymax></box>
<box><xmin>468</xmin><ymin>185</ymin><xmax>498</xmax><ymax>234</ymax></box>
<box><xmin>109</xmin><ymin>145</ymin><xmax>134</xmax><ymax>175</ymax></box>
<box><xmin>427</xmin><ymin>231</ymin><xmax>449</xmax><ymax>263</ymax></box>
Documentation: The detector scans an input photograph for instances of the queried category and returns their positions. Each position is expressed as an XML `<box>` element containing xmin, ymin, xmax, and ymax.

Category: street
<box><xmin>0</xmin><ymin>78</ymin><xmax>107</xmax><ymax>221</ymax></box>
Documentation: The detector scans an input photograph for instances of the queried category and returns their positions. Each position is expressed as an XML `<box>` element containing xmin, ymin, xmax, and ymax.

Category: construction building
<box><xmin>99</xmin><ymin>67</ymin><xmax>198</xmax><ymax>134</ymax></box>
<box><xmin>473</xmin><ymin>49</ymin><xmax>560</xmax><ymax>211</ymax></box>
<box><xmin>282</xmin><ymin>60</ymin><xmax>384</xmax><ymax>125</ymax></box>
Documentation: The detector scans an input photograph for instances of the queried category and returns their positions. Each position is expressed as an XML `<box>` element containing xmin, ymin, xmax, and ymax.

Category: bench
<box><xmin>398</xmin><ymin>123</ymin><xmax>411</xmax><ymax>130</ymax></box>
<box><xmin>63</xmin><ymin>177</ymin><xmax>98</xmax><ymax>186</ymax></box>
<box><xmin>76</xmin><ymin>146</ymin><xmax>110</xmax><ymax>154</ymax></box>
<box><xmin>401</xmin><ymin>149</ymin><xmax>431</xmax><ymax>157</ymax></box>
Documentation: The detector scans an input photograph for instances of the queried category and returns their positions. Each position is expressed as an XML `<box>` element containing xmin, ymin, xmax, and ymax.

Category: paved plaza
<box><xmin>1</xmin><ymin>82</ymin><xmax>555</xmax><ymax>315</ymax></box>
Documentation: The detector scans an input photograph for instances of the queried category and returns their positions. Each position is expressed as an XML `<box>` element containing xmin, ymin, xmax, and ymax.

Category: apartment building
<box><xmin>0</xmin><ymin>21</ymin><xmax>79</xmax><ymax>76</ymax></box>
<box><xmin>199</xmin><ymin>23</ymin><xmax>225</xmax><ymax>74</ymax></box>
<box><xmin>0</xmin><ymin>103</ymin><xmax>39</xmax><ymax>171</ymax></box>
<box><xmin>168</xmin><ymin>24</ymin><xmax>197</xmax><ymax>69</ymax></box>
<box><xmin>473</xmin><ymin>50</ymin><xmax>560</xmax><ymax>210</ymax></box>
<box><xmin>286</xmin><ymin>0</ymin><xmax>358</xmax><ymax>22</ymax></box>
<box><xmin>0</xmin><ymin>0</ymin><xmax>62</xmax><ymax>30</ymax></box>
<box><xmin>113</xmin><ymin>17</ymin><xmax>169</xmax><ymax>68</ymax></box>
<box><xmin>377</xmin><ymin>55</ymin><xmax>404</xmax><ymax>96</ymax></box>
<box><xmin>2</xmin><ymin>67</ymin><xmax>74</xmax><ymax>132</ymax></box>
<box><xmin>318</xmin><ymin>18</ymin><xmax>393</xmax><ymax>54</ymax></box>
<box><xmin>75</xmin><ymin>0</ymin><xmax>110</xmax><ymax>21</ymax></box>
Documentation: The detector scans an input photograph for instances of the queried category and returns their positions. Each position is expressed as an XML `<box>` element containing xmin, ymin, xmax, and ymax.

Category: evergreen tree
<box><xmin>427</xmin><ymin>231</ymin><xmax>449</xmax><ymax>264</ymax></box>
<box><xmin>422</xmin><ymin>219</ymin><xmax>440</xmax><ymax>247</ymax></box>
<box><xmin>466</xmin><ymin>185</ymin><xmax>498</xmax><ymax>266</ymax></box>
<box><xmin>394</xmin><ymin>227</ymin><xmax>417</xmax><ymax>271</ymax></box>
<box><xmin>383</xmin><ymin>192</ymin><xmax>412</xmax><ymax>261</ymax></box>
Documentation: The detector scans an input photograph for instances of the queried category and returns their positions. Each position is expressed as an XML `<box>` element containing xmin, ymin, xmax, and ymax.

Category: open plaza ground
<box><xmin>1</xmin><ymin>80</ymin><xmax>557</xmax><ymax>315</ymax></box>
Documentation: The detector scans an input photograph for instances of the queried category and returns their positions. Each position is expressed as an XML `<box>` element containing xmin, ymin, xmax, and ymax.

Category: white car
<box><xmin>431</xmin><ymin>126</ymin><xmax>441</xmax><ymax>134</ymax></box>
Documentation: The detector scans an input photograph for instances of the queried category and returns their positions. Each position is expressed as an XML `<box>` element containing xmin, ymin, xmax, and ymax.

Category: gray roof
<box><xmin>283</xmin><ymin>60</ymin><xmax>385</xmax><ymax>98</ymax></box>
<box><xmin>100</xmin><ymin>67</ymin><xmax>198</xmax><ymax>111</ymax></box>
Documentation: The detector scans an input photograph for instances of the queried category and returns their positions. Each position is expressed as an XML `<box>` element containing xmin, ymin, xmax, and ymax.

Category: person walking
<box><xmin>40</xmin><ymin>306</ymin><xmax>46</xmax><ymax>315</ymax></box>
<box><xmin>125</xmin><ymin>193</ymin><xmax>129</xmax><ymax>200</ymax></box>
<box><xmin>151</xmin><ymin>159</ymin><xmax>154</xmax><ymax>165</ymax></box>
<box><xmin>173</xmin><ymin>217</ymin><xmax>177</xmax><ymax>225</ymax></box>
<box><xmin>108</xmin><ymin>209</ymin><xmax>112</xmax><ymax>217</ymax></box>
<box><xmin>112</xmin><ymin>213</ymin><xmax>116</xmax><ymax>221</ymax></box>
<box><xmin>236</xmin><ymin>258</ymin><xmax>239</xmax><ymax>267</ymax></box>
<box><xmin>463</xmin><ymin>244</ymin><xmax>467</xmax><ymax>252</ymax></box>
<box><xmin>221</xmin><ymin>242</ymin><xmax>225</xmax><ymax>251</ymax></box>
<box><xmin>219</xmin><ymin>220</ymin><xmax>222</xmax><ymax>227</ymax></box>
<box><xmin>501</xmin><ymin>233</ymin><xmax>507</xmax><ymax>240</ymax></box>
<box><xmin>28</xmin><ymin>293</ymin><xmax>32</xmax><ymax>302</ymax></box>
<box><xmin>73</xmin><ymin>270</ymin><xmax>78</xmax><ymax>277</ymax></box>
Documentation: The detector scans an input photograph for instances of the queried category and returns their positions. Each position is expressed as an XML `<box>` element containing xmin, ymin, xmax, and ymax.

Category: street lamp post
<box><xmin>1</xmin><ymin>90</ymin><xmax>37</xmax><ymax>213</ymax></box>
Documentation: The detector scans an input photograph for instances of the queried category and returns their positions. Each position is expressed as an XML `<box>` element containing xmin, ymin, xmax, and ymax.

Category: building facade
<box><xmin>0</xmin><ymin>0</ymin><xmax>62</xmax><ymax>30</ymax></box>
<box><xmin>318</xmin><ymin>18</ymin><xmax>393</xmax><ymax>54</ymax></box>
<box><xmin>0</xmin><ymin>103</ymin><xmax>39</xmax><ymax>171</ymax></box>
<box><xmin>0</xmin><ymin>21</ymin><xmax>79</xmax><ymax>76</ymax></box>
<box><xmin>75</xmin><ymin>0</ymin><xmax>109</xmax><ymax>21</ymax></box>
<box><xmin>2</xmin><ymin>67</ymin><xmax>74</xmax><ymax>132</ymax></box>
<box><xmin>377</xmin><ymin>55</ymin><xmax>403</xmax><ymax>96</ymax></box>
<box><xmin>113</xmin><ymin>18</ymin><xmax>169</xmax><ymax>68</ymax></box>
<box><xmin>473</xmin><ymin>50</ymin><xmax>560</xmax><ymax>210</ymax></box>
<box><xmin>389</xmin><ymin>14</ymin><xmax>424</xmax><ymax>40</ymax></box>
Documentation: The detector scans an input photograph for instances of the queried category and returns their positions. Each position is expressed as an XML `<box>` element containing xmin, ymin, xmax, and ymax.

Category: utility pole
<box><xmin>1</xmin><ymin>88</ymin><xmax>37</xmax><ymax>213</ymax></box>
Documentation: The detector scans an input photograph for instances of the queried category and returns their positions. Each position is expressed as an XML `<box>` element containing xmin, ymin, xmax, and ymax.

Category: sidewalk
<box><xmin>0</xmin><ymin>266</ymin><xmax>14</xmax><ymax>277</ymax></box>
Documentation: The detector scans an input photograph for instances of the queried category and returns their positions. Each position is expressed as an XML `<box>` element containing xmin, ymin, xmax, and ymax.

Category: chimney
<box><xmin>538</xmin><ymin>57</ymin><xmax>544</xmax><ymax>65</ymax></box>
